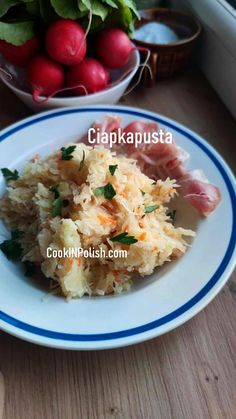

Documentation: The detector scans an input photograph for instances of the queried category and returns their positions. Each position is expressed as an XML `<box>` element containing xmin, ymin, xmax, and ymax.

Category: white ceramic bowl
<box><xmin>0</xmin><ymin>50</ymin><xmax>140</xmax><ymax>112</ymax></box>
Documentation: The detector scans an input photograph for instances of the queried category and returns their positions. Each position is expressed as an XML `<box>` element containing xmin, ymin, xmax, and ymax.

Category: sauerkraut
<box><xmin>0</xmin><ymin>144</ymin><xmax>195</xmax><ymax>298</ymax></box>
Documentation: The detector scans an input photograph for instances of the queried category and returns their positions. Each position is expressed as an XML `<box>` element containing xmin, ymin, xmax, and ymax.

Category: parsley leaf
<box><xmin>109</xmin><ymin>164</ymin><xmax>118</xmax><ymax>176</ymax></box>
<box><xmin>94</xmin><ymin>186</ymin><xmax>105</xmax><ymax>196</ymax></box>
<box><xmin>51</xmin><ymin>197</ymin><xmax>62</xmax><ymax>218</ymax></box>
<box><xmin>110</xmin><ymin>232</ymin><xmax>138</xmax><ymax>245</ymax></box>
<box><xmin>49</xmin><ymin>184</ymin><xmax>60</xmax><ymax>199</ymax></box>
<box><xmin>144</xmin><ymin>205</ymin><xmax>159</xmax><ymax>213</ymax></box>
<box><xmin>0</xmin><ymin>240</ymin><xmax>22</xmax><ymax>260</ymax></box>
<box><xmin>0</xmin><ymin>229</ymin><xmax>24</xmax><ymax>260</ymax></box>
<box><xmin>152</xmin><ymin>181</ymin><xmax>157</xmax><ymax>185</ymax></box>
<box><xmin>50</xmin><ymin>184</ymin><xmax>69</xmax><ymax>216</ymax></box>
<box><xmin>61</xmin><ymin>145</ymin><xmax>76</xmax><ymax>160</ymax></box>
<box><xmin>1</xmin><ymin>168</ymin><xmax>19</xmax><ymax>181</ymax></box>
<box><xmin>140</xmin><ymin>190</ymin><xmax>145</xmax><ymax>196</ymax></box>
<box><xmin>104</xmin><ymin>183</ymin><xmax>116</xmax><ymax>199</ymax></box>
<box><xmin>167</xmin><ymin>210</ymin><xmax>176</xmax><ymax>223</ymax></box>
<box><xmin>79</xmin><ymin>150</ymin><xmax>85</xmax><ymax>171</ymax></box>
<box><xmin>94</xmin><ymin>183</ymin><xmax>116</xmax><ymax>200</ymax></box>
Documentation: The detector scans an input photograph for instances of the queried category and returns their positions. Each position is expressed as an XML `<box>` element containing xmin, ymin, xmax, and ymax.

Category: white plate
<box><xmin>0</xmin><ymin>106</ymin><xmax>235</xmax><ymax>350</ymax></box>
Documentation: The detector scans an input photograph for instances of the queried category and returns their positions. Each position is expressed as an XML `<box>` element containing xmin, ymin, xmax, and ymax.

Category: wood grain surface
<box><xmin>0</xmin><ymin>68</ymin><xmax>235</xmax><ymax>419</ymax></box>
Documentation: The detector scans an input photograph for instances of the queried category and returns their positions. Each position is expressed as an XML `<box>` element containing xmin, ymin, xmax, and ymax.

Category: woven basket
<box><xmin>133</xmin><ymin>8</ymin><xmax>202</xmax><ymax>80</ymax></box>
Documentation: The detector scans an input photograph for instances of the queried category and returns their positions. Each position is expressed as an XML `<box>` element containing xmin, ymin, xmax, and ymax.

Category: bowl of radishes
<box><xmin>0</xmin><ymin>19</ymin><xmax>140</xmax><ymax>112</ymax></box>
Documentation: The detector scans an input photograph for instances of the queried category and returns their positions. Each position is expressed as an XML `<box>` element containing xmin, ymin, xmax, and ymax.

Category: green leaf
<box><xmin>1</xmin><ymin>168</ymin><xmax>19</xmax><ymax>181</ymax></box>
<box><xmin>0</xmin><ymin>21</ymin><xmax>35</xmax><ymax>45</ymax></box>
<box><xmin>144</xmin><ymin>204</ymin><xmax>158</xmax><ymax>213</ymax></box>
<box><xmin>119</xmin><ymin>0</ymin><xmax>139</xmax><ymax>19</ymax></box>
<box><xmin>140</xmin><ymin>190</ymin><xmax>145</xmax><ymax>196</ymax></box>
<box><xmin>100</xmin><ymin>0</ymin><xmax>134</xmax><ymax>35</ymax></box>
<box><xmin>51</xmin><ymin>196</ymin><xmax>62</xmax><ymax>217</ymax></box>
<box><xmin>94</xmin><ymin>183</ymin><xmax>116</xmax><ymax>199</ymax></box>
<box><xmin>94</xmin><ymin>186</ymin><xmax>105</xmax><ymax>196</ymax></box>
<box><xmin>0</xmin><ymin>0</ymin><xmax>21</xmax><ymax>18</ymax></box>
<box><xmin>110</xmin><ymin>231</ymin><xmax>138</xmax><ymax>245</ymax></box>
<box><xmin>90</xmin><ymin>0</ymin><xmax>108</xmax><ymax>20</ymax></box>
<box><xmin>109</xmin><ymin>164</ymin><xmax>118</xmax><ymax>176</ymax></box>
<box><xmin>61</xmin><ymin>146</ymin><xmax>76</xmax><ymax>161</ymax></box>
<box><xmin>26</xmin><ymin>1</ymin><xmax>41</xmax><ymax>17</ymax></box>
<box><xmin>50</xmin><ymin>184</ymin><xmax>69</xmax><ymax>216</ymax></box>
<box><xmin>102</xmin><ymin>0</ymin><xmax>118</xmax><ymax>9</ymax></box>
<box><xmin>79</xmin><ymin>0</ymin><xmax>108</xmax><ymax>20</ymax></box>
<box><xmin>104</xmin><ymin>182</ymin><xmax>116</xmax><ymax>199</ymax></box>
<box><xmin>39</xmin><ymin>0</ymin><xmax>57</xmax><ymax>22</ymax></box>
<box><xmin>78</xmin><ymin>0</ymin><xmax>91</xmax><ymax>11</ymax></box>
<box><xmin>0</xmin><ymin>239</ymin><xmax>23</xmax><ymax>260</ymax></box>
<box><xmin>51</xmin><ymin>0</ymin><xmax>82</xmax><ymax>19</ymax></box>
<box><xmin>49</xmin><ymin>184</ymin><xmax>60</xmax><ymax>199</ymax></box>
<box><xmin>0</xmin><ymin>229</ymin><xmax>23</xmax><ymax>260</ymax></box>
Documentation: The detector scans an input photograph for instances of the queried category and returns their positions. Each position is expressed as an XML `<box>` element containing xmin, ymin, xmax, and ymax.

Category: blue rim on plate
<box><xmin>0</xmin><ymin>107</ymin><xmax>235</xmax><ymax>342</ymax></box>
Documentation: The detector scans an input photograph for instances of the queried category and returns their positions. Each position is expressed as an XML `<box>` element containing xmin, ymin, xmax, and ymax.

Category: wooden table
<box><xmin>0</xmin><ymin>69</ymin><xmax>236</xmax><ymax>419</ymax></box>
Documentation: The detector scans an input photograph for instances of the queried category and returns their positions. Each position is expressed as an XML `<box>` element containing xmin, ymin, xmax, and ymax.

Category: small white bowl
<box><xmin>0</xmin><ymin>50</ymin><xmax>140</xmax><ymax>112</ymax></box>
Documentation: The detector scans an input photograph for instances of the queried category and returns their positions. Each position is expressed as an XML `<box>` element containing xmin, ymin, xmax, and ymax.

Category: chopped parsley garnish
<box><xmin>49</xmin><ymin>184</ymin><xmax>60</xmax><ymax>199</ymax></box>
<box><xmin>61</xmin><ymin>145</ymin><xmax>76</xmax><ymax>160</ymax></box>
<box><xmin>50</xmin><ymin>184</ymin><xmax>69</xmax><ymax>217</ymax></box>
<box><xmin>110</xmin><ymin>232</ymin><xmax>138</xmax><ymax>245</ymax></box>
<box><xmin>24</xmin><ymin>261</ymin><xmax>37</xmax><ymax>277</ymax></box>
<box><xmin>51</xmin><ymin>197</ymin><xmax>62</xmax><ymax>217</ymax></box>
<box><xmin>0</xmin><ymin>230</ymin><xmax>24</xmax><ymax>260</ymax></box>
<box><xmin>140</xmin><ymin>190</ymin><xmax>145</xmax><ymax>196</ymax></box>
<box><xmin>94</xmin><ymin>183</ymin><xmax>116</xmax><ymax>200</ymax></box>
<box><xmin>144</xmin><ymin>204</ymin><xmax>159</xmax><ymax>213</ymax></box>
<box><xmin>79</xmin><ymin>150</ymin><xmax>85</xmax><ymax>171</ymax></box>
<box><xmin>94</xmin><ymin>186</ymin><xmax>105</xmax><ymax>196</ymax></box>
<box><xmin>167</xmin><ymin>210</ymin><xmax>176</xmax><ymax>223</ymax></box>
<box><xmin>152</xmin><ymin>181</ymin><xmax>157</xmax><ymax>185</ymax></box>
<box><xmin>1</xmin><ymin>168</ymin><xmax>19</xmax><ymax>181</ymax></box>
<box><xmin>109</xmin><ymin>164</ymin><xmax>118</xmax><ymax>176</ymax></box>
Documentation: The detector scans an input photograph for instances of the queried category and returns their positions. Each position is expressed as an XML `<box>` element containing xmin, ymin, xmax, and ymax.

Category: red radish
<box><xmin>67</xmin><ymin>58</ymin><xmax>109</xmax><ymax>95</ymax></box>
<box><xmin>45</xmin><ymin>19</ymin><xmax>86</xmax><ymax>66</ymax></box>
<box><xmin>96</xmin><ymin>28</ymin><xmax>132</xmax><ymax>69</ymax></box>
<box><xmin>28</xmin><ymin>54</ymin><xmax>64</xmax><ymax>102</ymax></box>
<box><xmin>0</xmin><ymin>36</ymin><xmax>39</xmax><ymax>67</ymax></box>
<box><xmin>104</xmin><ymin>67</ymin><xmax>111</xmax><ymax>83</ymax></box>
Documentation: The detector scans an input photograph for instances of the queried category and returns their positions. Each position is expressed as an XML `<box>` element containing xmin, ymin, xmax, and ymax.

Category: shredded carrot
<box><xmin>97</xmin><ymin>213</ymin><xmax>117</xmax><ymax>225</ymax></box>
<box><xmin>139</xmin><ymin>232</ymin><xmax>147</xmax><ymax>241</ymax></box>
<box><xmin>139</xmin><ymin>222</ymin><xmax>145</xmax><ymax>228</ymax></box>
<box><xmin>67</xmin><ymin>258</ymin><xmax>73</xmax><ymax>268</ymax></box>
<box><xmin>119</xmin><ymin>191</ymin><xmax>126</xmax><ymax>197</ymax></box>
<box><xmin>76</xmin><ymin>258</ymin><xmax>81</xmax><ymax>267</ymax></box>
